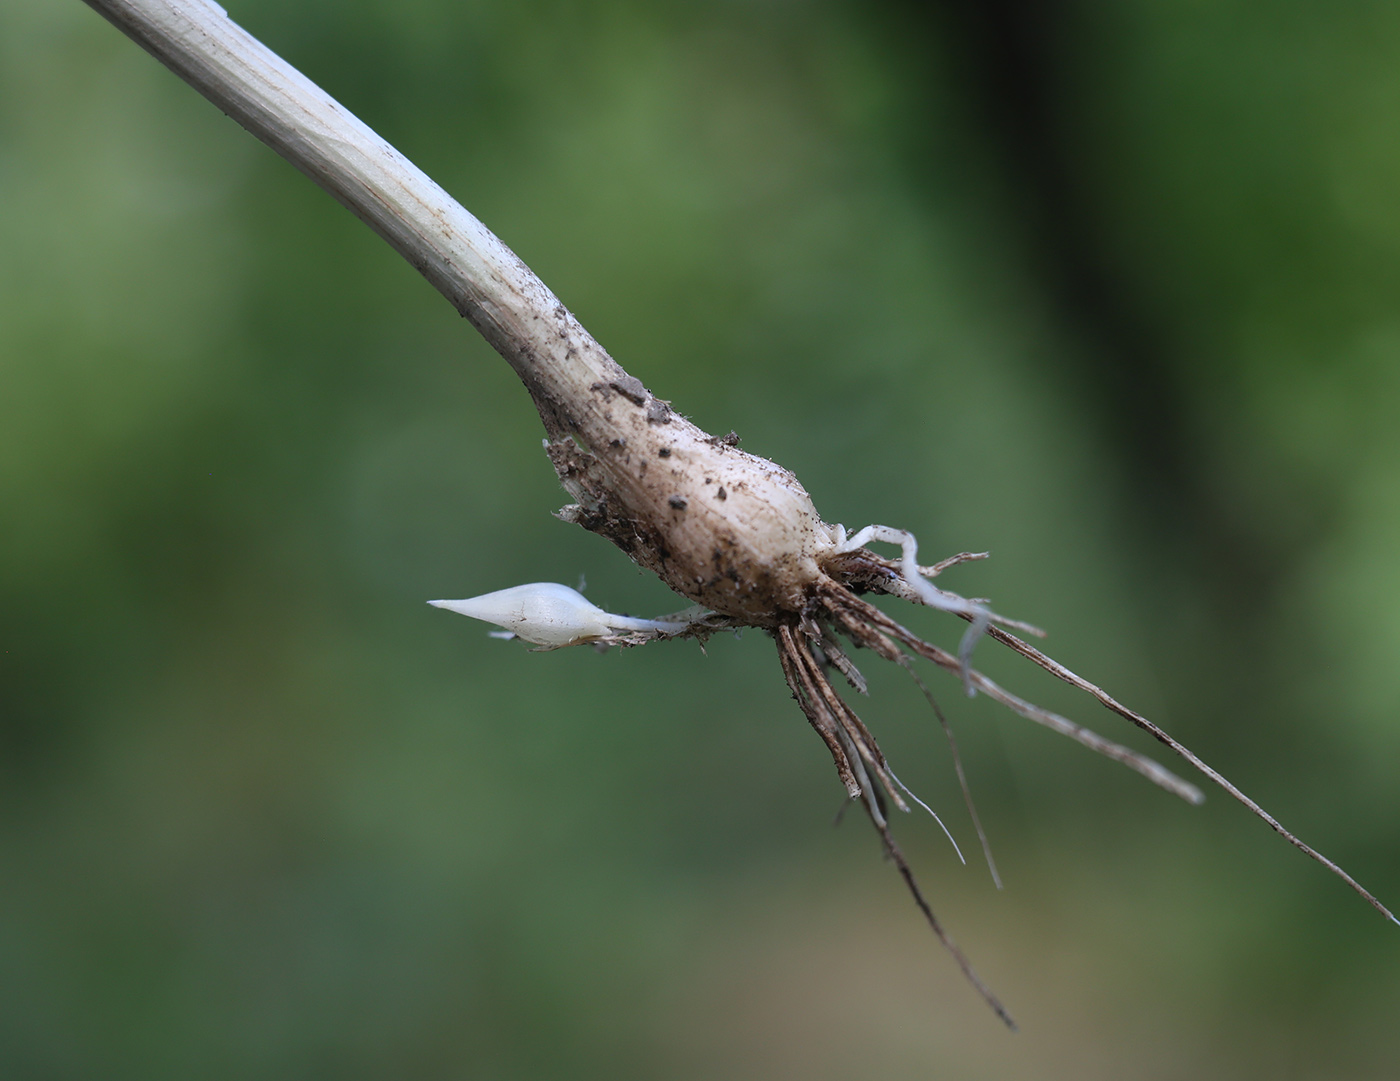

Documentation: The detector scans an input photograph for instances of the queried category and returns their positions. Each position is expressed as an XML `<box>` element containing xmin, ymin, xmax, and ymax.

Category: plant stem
<box><xmin>82</xmin><ymin>0</ymin><xmax>627</xmax><ymax>440</ymax></box>
<box><xmin>80</xmin><ymin>0</ymin><xmax>833</xmax><ymax>623</ymax></box>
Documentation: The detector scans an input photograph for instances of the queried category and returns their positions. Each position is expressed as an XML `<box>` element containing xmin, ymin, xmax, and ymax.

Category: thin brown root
<box><xmin>824</xmin><ymin>585</ymin><xmax>1205</xmax><ymax>805</ymax></box>
<box><xmin>899</xmin><ymin>656</ymin><xmax>1003</xmax><ymax>890</ymax></box>
<box><xmin>972</xmin><ymin>667</ymin><xmax>1204</xmax><ymax>804</ymax></box>
<box><xmin>778</xmin><ymin>625</ymin><xmax>860</xmax><ymax>798</ymax></box>
<box><xmin>815</xmin><ymin>625</ymin><xmax>869</xmax><ymax>695</ymax></box>
<box><xmin>981</xmin><ymin>625</ymin><xmax>1400</xmax><ymax>927</ymax></box>
<box><xmin>829</xmin><ymin>563</ymin><xmax>1398</xmax><ymax>926</ymax></box>
<box><xmin>790</xmin><ymin>628</ymin><xmax>909</xmax><ymax>814</ymax></box>
<box><xmin>803</xmin><ymin>620</ymin><xmax>964</xmax><ymax>857</ymax></box>
<box><xmin>779</xmin><ymin>620</ymin><xmax>1013</xmax><ymax>1021</ymax></box>
<box><xmin>858</xmin><ymin>795</ymin><xmax>1017</xmax><ymax>1031</ymax></box>
<box><xmin>836</xmin><ymin>721</ymin><xmax>888</xmax><ymax>828</ymax></box>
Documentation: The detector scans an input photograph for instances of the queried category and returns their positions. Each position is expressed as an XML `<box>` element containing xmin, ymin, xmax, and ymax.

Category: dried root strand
<box><xmin>837</xmin><ymin>551</ymin><xmax>1399</xmax><ymax>927</ymax></box>
<box><xmin>862</xmin><ymin>794</ymin><xmax>1018</xmax><ymax>1031</ymax></box>
<box><xmin>820</xmin><ymin>582</ymin><xmax>1207</xmax><ymax>805</ymax></box>
<box><xmin>898</xmin><ymin>656</ymin><xmax>1003</xmax><ymax>890</ymax></box>
<box><xmin>777</xmin><ymin>624</ymin><xmax>861</xmax><ymax>799</ymax></box>
<box><xmin>775</xmin><ymin>622</ymin><xmax>1016</xmax><ymax>1029</ymax></box>
<box><xmin>977</xmin><ymin>624</ymin><xmax>1400</xmax><ymax>926</ymax></box>
<box><xmin>814</xmin><ymin>623</ymin><xmax>869</xmax><ymax>695</ymax></box>
<box><xmin>781</xmin><ymin>624</ymin><xmax>907</xmax><ymax>815</ymax></box>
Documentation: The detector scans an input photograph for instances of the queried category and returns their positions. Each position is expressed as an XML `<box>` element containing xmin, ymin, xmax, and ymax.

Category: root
<box><xmin>823</xmin><ymin>582</ymin><xmax>1207</xmax><ymax>805</ymax></box>
<box><xmin>454</xmin><ymin>533</ymin><xmax>1397</xmax><ymax>1036</ymax></box>
<box><xmin>862</xmin><ymin>792</ymin><xmax>1017</xmax><ymax>1031</ymax></box>
<box><xmin>775</xmin><ymin>622</ymin><xmax>1014</xmax><ymax>1028</ymax></box>
<box><xmin>975</xmin><ymin>623</ymin><xmax>1400</xmax><ymax>926</ymax></box>
<box><xmin>898</xmin><ymin>656</ymin><xmax>1002</xmax><ymax>890</ymax></box>
<box><xmin>825</xmin><ymin>545</ymin><xmax>1400</xmax><ymax>926</ymax></box>
<box><xmin>777</xmin><ymin>624</ymin><xmax>861</xmax><ymax>799</ymax></box>
<box><xmin>886</xmin><ymin>765</ymin><xmax>968</xmax><ymax>866</ymax></box>
<box><xmin>779</xmin><ymin>624</ymin><xmax>908</xmax><ymax>815</ymax></box>
<box><xmin>831</xmin><ymin>525</ymin><xmax>1041</xmax><ymax>692</ymax></box>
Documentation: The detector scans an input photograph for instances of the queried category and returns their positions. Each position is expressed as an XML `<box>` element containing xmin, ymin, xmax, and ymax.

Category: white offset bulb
<box><xmin>429</xmin><ymin>582</ymin><xmax>688</xmax><ymax>648</ymax></box>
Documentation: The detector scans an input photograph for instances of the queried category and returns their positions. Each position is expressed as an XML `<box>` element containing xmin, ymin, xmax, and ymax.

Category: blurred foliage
<box><xmin>2</xmin><ymin>0</ymin><xmax>1399</xmax><ymax>1077</ymax></box>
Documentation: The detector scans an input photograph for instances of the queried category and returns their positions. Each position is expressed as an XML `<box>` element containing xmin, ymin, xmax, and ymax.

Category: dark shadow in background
<box><xmin>873</xmin><ymin>0</ymin><xmax>1307</xmax><ymax>612</ymax></box>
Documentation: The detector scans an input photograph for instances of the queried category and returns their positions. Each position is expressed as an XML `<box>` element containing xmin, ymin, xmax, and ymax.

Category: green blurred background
<box><xmin>3</xmin><ymin>0</ymin><xmax>1399</xmax><ymax>1076</ymax></box>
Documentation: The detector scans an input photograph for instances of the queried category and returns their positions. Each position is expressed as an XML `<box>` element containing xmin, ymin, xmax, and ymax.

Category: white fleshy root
<box><xmin>833</xmin><ymin>524</ymin><xmax>996</xmax><ymax>694</ymax></box>
<box><xmin>430</xmin><ymin>583</ymin><xmax>694</xmax><ymax>648</ymax></box>
<box><xmin>887</xmin><ymin>766</ymin><xmax>967</xmax><ymax>866</ymax></box>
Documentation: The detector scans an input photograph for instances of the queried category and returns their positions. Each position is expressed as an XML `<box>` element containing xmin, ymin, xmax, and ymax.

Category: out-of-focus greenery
<box><xmin>3</xmin><ymin>1</ymin><xmax>1399</xmax><ymax>1077</ymax></box>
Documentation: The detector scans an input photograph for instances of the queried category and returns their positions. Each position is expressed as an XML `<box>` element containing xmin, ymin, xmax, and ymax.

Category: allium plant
<box><xmin>87</xmin><ymin>0</ymin><xmax>1398</xmax><ymax>1029</ymax></box>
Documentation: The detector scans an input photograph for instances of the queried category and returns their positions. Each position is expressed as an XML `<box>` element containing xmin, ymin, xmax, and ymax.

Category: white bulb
<box><xmin>429</xmin><ymin>582</ymin><xmax>688</xmax><ymax>647</ymax></box>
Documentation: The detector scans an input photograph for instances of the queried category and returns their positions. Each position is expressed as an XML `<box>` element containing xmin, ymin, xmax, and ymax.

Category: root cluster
<box><xmin>441</xmin><ymin>514</ymin><xmax>1399</xmax><ymax>1029</ymax></box>
<box><xmin>758</xmin><ymin>536</ymin><xmax>1399</xmax><ymax>1027</ymax></box>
